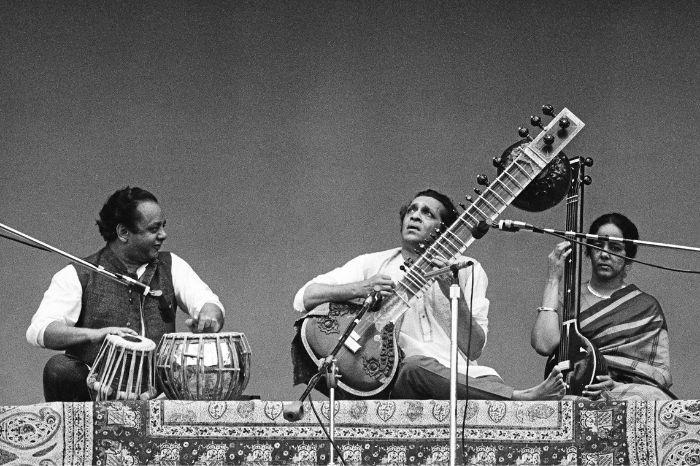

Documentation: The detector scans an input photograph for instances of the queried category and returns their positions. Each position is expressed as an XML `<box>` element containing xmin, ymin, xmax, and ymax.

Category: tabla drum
<box><xmin>155</xmin><ymin>332</ymin><xmax>251</xmax><ymax>400</ymax></box>
<box><xmin>86</xmin><ymin>334</ymin><xmax>157</xmax><ymax>401</ymax></box>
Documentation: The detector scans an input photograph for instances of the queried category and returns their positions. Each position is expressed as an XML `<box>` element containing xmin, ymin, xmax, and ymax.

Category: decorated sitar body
<box><xmin>301</xmin><ymin>108</ymin><xmax>585</xmax><ymax>397</ymax></box>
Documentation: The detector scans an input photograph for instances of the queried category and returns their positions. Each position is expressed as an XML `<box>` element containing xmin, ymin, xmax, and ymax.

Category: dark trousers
<box><xmin>390</xmin><ymin>355</ymin><xmax>514</xmax><ymax>400</ymax></box>
<box><xmin>43</xmin><ymin>353</ymin><xmax>91</xmax><ymax>402</ymax></box>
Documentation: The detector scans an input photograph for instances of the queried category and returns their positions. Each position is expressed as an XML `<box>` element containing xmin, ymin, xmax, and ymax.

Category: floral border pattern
<box><xmin>1</xmin><ymin>399</ymin><xmax>699</xmax><ymax>464</ymax></box>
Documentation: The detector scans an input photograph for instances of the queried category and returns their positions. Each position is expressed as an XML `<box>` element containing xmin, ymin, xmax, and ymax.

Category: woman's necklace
<box><xmin>586</xmin><ymin>281</ymin><xmax>623</xmax><ymax>299</ymax></box>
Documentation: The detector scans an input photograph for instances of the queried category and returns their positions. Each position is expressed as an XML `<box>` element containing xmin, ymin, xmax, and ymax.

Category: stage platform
<box><xmin>1</xmin><ymin>398</ymin><xmax>698</xmax><ymax>464</ymax></box>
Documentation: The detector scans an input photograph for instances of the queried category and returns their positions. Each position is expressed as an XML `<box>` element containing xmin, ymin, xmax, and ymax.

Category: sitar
<box><xmin>300</xmin><ymin>108</ymin><xmax>585</xmax><ymax>397</ymax></box>
<box><xmin>543</xmin><ymin>156</ymin><xmax>607</xmax><ymax>395</ymax></box>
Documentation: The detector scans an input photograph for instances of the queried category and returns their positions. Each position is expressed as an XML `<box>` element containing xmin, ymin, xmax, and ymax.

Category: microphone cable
<box><xmin>307</xmin><ymin>391</ymin><xmax>348</xmax><ymax>466</ymax></box>
<box><xmin>0</xmin><ymin>231</ymin><xmax>51</xmax><ymax>251</ymax></box>
<box><xmin>543</xmin><ymin>231</ymin><xmax>700</xmax><ymax>275</ymax></box>
<box><xmin>460</xmin><ymin>263</ymin><xmax>476</xmax><ymax>464</ymax></box>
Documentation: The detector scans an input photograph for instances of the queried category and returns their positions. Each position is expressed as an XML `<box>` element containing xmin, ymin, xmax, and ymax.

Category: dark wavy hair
<box><xmin>586</xmin><ymin>212</ymin><xmax>639</xmax><ymax>259</ymax></box>
<box><xmin>399</xmin><ymin>189</ymin><xmax>459</xmax><ymax>229</ymax></box>
<box><xmin>96</xmin><ymin>187</ymin><xmax>158</xmax><ymax>242</ymax></box>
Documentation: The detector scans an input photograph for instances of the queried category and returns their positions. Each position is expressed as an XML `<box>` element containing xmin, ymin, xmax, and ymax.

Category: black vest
<box><xmin>66</xmin><ymin>247</ymin><xmax>177</xmax><ymax>364</ymax></box>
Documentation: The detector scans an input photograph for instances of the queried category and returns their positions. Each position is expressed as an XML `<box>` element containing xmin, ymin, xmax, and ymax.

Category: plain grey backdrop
<box><xmin>1</xmin><ymin>1</ymin><xmax>698</xmax><ymax>404</ymax></box>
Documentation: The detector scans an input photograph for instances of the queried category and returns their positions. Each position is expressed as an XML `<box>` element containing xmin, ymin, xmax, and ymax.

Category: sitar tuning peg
<box><xmin>530</xmin><ymin>115</ymin><xmax>544</xmax><ymax>129</ymax></box>
<box><xmin>583</xmin><ymin>175</ymin><xmax>592</xmax><ymax>185</ymax></box>
<box><xmin>476</xmin><ymin>174</ymin><xmax>489</xmax><ymax>186</ymax></box>
<box><xmin>518</xmin><ymin>126</ymin><xmax>530</xmax><ymax>138</ymax></box>
<box><xmin>459</xmin><ymin>203</ymin><xmax>467</xmax><ymax>210</ymax></box>
<box><xmin>492</xmin><ymin>157</ymin><xmax>502</xmax><ymax>168</ymax></box>
<box><xmin>543</xmin><ymin>134</ymin><xmax>555</xmax><ymax>146</ymax></box>
<box><xmin>542</xmin><ymin>104</ymin><xmax>555</xmax><ymax>116</ymax></box>
<box><xmin>558</xmin><ymin>117</ymin><xmax>571</xmax><ymax>129</ymax></box>
<box><xmin>584</xmin><ymin>157</ymin><xmax>594</xmax><ymax>167</ymax></box>
<box><xmin>465</xmin><ymin>195</ymin><xmax>473</xmax><ymax>203</ymax></box>
<box><xmin>473</xmin><ymin>188</ymin><xmax>482</xmax><ymax>195</ymax></box>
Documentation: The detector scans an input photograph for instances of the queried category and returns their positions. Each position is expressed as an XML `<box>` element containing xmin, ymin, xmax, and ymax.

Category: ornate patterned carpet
<box><xmin>1</xmin><ymin>399</ymin><xmax>699</xmax><ymax>464</ymax></box>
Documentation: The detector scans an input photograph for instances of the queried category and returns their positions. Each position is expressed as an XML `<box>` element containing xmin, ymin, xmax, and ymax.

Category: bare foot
<box><xmin>512</xmin><ymin>367</ymin><xmax>566</xmax><ymax>401</ymax></box>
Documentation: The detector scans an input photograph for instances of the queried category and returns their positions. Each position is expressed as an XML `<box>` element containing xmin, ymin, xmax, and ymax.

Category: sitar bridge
<box><xmin>344</xmin><ymin>332</ymin><xmax>361</xmax><ymax>353</ymax></box>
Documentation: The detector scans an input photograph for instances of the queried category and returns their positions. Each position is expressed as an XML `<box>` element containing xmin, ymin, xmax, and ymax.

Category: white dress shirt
<box><xmin>293</xmin><ymin>247</ymin><xmax>499</xmax><ymax>378</ymax></box>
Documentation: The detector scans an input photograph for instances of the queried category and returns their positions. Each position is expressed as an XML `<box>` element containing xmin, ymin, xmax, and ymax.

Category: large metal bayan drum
<box><xmin>155</xmin><ymin>332</ymin><xmax>251</xmax><ymax>400</ymax></box>
<box><xmin>86</xmin><ymin>334</ymin><xmax>157</xmax><ymax>401</ymax></box>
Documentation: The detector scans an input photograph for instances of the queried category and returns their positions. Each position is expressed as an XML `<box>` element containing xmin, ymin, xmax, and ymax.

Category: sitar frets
<box><xmin>352</xmin><ymin>111</ymin><xmax>581</xmax><ymax>336</ymax></box>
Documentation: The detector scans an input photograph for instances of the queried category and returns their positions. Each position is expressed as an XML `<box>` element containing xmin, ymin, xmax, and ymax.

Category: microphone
<box><xmin>364</xmin><ymin>291</ymin><xmax>384</xmax><ymax>312</ymax></box>
<box><xmin>283</xmin><ymin>401</ymin><xmax>305</xmax><ymax>422</ymax></box>
<box><xmin>424</xmin><ymin>259</ymin><xmax>474</xmax><ymax>279</ymax></box>
<box><xmin>491</xmin><ymin>220</ymin><xmax>700</xmax><ymax>254</ymax></box>
<box><xmin>492</xmin><ymin>219</ymin><xmax>544</xmax><ymax>233</ymax></box>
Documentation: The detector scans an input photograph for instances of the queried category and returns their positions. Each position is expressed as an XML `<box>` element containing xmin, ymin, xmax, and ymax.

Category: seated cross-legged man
<box><xmin>293</xmin><ymin>189</ymin><xmax>564</xmax><ymax>400</ymax></box>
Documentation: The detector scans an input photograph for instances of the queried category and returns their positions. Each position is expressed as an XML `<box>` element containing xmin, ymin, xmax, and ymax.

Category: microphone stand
<box><xmin>448</xmin><ymin>268</ymin><xmax>461</xmax><ymax>466</ymax></box>
<box><xmin>554</xmin><ymin>231</ymin><xmax>700</xmax><ymax>253</ymax></box>
<box><xmin>328</xmin><ymin>358</ymin><xmax>338</xmax><ymax>465</ymax></box>
<box><xmin>0</xmin><ymin>220</ymin><xmax>163</xmax><ymax>298</ymax></box>
<box><xmin>285</xmin><ymin>292</ymin><xmax>383</xmax><ymax>463</ymax></box>
<box><xmin>493</xmin><ymin>221</ymin><xmax>700</xmax><ymax>253</ymax></box>
<box><xmin>425</xmin><ymin>260</ymin><xmax>474</xmax><ymax>465</ymax></box>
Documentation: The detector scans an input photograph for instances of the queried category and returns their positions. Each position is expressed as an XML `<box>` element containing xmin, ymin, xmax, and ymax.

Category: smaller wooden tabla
<box><xmin>155</xmin><ymin>332</ymin><xmax>251</xmax><ymax>400</ymax></box>
<box><xmin>86</xmin><ymin>334</ymin><xmax>157</xmax><ymax>401</ymax></box>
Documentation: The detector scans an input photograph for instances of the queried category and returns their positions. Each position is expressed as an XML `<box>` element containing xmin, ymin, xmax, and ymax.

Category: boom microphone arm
<box><xmin>493</xmin><ymin>219</ymin><xmax>700</xmax><ymax>253</ymax></box>
<box><xmin>0</xmin><ymin>220</ymin><xmax>164</xmax><ymax>297</ymax></box>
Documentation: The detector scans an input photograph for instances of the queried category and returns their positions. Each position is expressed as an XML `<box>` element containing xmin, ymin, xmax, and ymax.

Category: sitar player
<box><xmin>293</xmin><ymin>189</ymin><xmax>565</xmax><ymax>400</ymax></box>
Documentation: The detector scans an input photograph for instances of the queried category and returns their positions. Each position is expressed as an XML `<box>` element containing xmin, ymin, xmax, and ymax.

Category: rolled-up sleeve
<box><xmin>26</xmin><ymin>265</ymin><xmax>83</xmax><ymax>348</ymax></box>
<box><xmin>170</xmin><ymin>253</ymin><xmax>225</xmax><ymax>318</ymax></box>
<box><xmin>292</xmin><ymin>253</ymin><xmax>377</xmax><ymax>313</ymax></box>
<box><xmin>292</xmin><ymin>283</ymin><xmax>312</xmax><ymax>313</ymax></box>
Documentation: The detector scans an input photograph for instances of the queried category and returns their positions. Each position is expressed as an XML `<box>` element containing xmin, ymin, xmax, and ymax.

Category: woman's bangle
<box><xmin>537</xmin><ymin>306</ymin><xmax>557</xmax><ymax>313</ymax></box>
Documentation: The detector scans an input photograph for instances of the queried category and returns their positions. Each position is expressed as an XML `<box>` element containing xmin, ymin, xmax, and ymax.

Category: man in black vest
<box><xmin>27</xmin><ymin>187</ymin><xmax>225</xmax><ymax>401</ymax></box>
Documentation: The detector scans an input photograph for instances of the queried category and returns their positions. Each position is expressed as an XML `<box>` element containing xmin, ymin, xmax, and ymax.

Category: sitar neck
<box><xmin>559</xmin><ymin>158</ymin><xmax>587</xmax><ymax>361</ymax></box>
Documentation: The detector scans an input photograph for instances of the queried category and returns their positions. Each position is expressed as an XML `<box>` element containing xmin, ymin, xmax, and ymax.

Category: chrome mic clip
<box><xmin>365</xmin><ymin>290</ymin><xmax>383</xmax><ymax>311</ymax></box>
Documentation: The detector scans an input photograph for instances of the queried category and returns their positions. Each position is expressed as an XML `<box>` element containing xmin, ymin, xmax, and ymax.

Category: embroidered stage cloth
<box><xmin>1</xmin><ymin>399</ymin><xmax>698</xmax><ymax>464</ymax></box>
